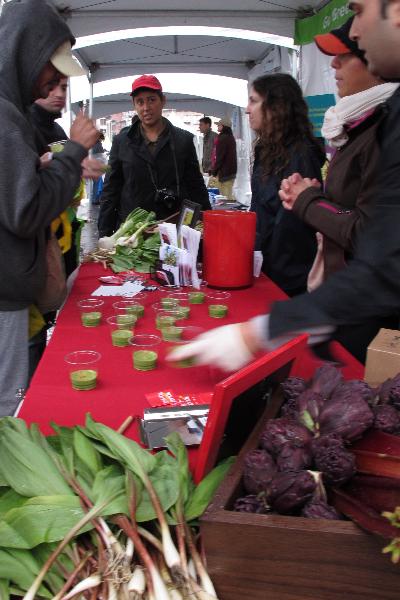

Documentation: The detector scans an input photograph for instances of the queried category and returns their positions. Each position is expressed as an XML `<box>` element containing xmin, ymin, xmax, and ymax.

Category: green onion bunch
<box><xmin>0</xmin><ymin>415</ymin><xmax>233</xmax><ymax>599</ymax></box>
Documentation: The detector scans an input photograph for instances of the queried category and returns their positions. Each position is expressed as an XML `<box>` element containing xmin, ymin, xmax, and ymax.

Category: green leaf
<box><xmin>0</xmin><ymin>548</ymin><xmax>52</xmax><ymax>596</ymax></box>
<box><xmin>0</xmin><ymin>496</ymin><xmax>88</xmax><ymax>549</ymax></box>
<box><xmin>91</xmin><ymin>466</ymin><xmax>128</xmax><ymax>516</ymax></box>
<box><xmin>136</xmin><ymin>465</ymin><xmax>179</xmax><ymax>522</ymax></box>
<box><xmin>0</xmin><ymin>424</ymin><xmax>73</xmax><ymax>497</ymax></box>
<box><xmin>165</xmin><ymin>432</ymin><xmax>191</xmax><ymax>505</ymax></box>
<box><xmin>83</xmin><ymin>416</ymin><xmax>156</xmax><ymax>477</ymax></box>
<box><xmin>0</xmin><ymin>489</ymin><xmax>26</xmax><ymax>519</ymax></box>
<box><xmin>0</xmin><ymin>579</ymin><xmax>9</xmax><ymax>600</ymax></box>
<box><xmin>73</xmin><ymin>429</ymin><xmax>102</xmax><ymax>478</ymax></box>
<box><xmin>184</xmin><ymin>457</ymin><xmax>235</xmax><ymax>522</ymax></box>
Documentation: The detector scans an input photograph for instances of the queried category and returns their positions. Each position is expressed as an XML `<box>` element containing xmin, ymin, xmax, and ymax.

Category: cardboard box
<box><xmin>200</xmin><ymin>391</ymin><xmax>400</xmax><ymax>600</ymax></box>
<box><xmin>364</xmin><ymin>328</ymin><xmax>400</xmax><ymax>387</ymax></box>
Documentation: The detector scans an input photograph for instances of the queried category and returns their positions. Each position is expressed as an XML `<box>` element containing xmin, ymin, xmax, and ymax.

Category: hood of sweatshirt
<box><xmin>0</xmin><ymin>0</ymin><xmax>75</xmax><ymax>112</ymax></box>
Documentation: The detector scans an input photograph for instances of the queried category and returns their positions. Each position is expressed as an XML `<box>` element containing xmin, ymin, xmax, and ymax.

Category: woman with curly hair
<box><xmin>247</xmin><ymin>73</ymin><xmax>325</xmax><ymax>296</ymax></box>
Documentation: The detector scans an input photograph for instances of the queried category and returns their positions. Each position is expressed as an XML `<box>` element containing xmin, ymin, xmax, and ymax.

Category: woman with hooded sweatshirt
<box><xmin>247</xmin><ymin>73</ymin><xmax>325</xmax><ymax>297</ymax></box>
<box><xmin>279</xmin><ymin>15</ymin><xmax>399</xmax><ymax>361</ymax></box>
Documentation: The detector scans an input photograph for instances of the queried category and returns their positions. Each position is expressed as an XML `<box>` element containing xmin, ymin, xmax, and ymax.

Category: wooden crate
<box><xmin>200</xmin><ymin>394</ymin><xmax>400</xmax><ymax>600</ymax></box>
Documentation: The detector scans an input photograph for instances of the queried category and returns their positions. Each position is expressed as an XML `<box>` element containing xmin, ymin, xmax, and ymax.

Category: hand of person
<box><xmin>166</xmin><ymin>322</ymin><xmax>262</xmax><ymax>372</ymax></box>
<box><xmin>81</xmin><ymin>157</ymin><xmax>106</xmax><ymax>180</ymax></box>
<box><xmin>279</xmin><ymin>173</ymin><xmax>321</xmax><ymax>210</ymax></box>
<box><xmin>39</xmin><ymin>152</ymin><xmax>53</xmax><ymax>168</ymax></box>
<box><xmin>70</xmin><ymin>111</ymin><xmax>100</xmax><ymax>150</ymax></box>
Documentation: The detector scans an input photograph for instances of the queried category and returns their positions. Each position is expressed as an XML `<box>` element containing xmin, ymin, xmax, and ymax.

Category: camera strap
<box><xmin>146</xmin><ymin>128</ymin><xmax>180</xmax><ymax>197</ymax></box>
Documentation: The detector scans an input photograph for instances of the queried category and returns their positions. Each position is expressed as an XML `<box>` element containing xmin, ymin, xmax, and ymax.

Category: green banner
<box><xmin>295</xmin><ymin>0</ymin><xmax>352</xmax><ymax>45</ymax></box>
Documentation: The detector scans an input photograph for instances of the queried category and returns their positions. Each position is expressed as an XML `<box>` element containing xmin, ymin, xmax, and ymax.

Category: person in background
<box><xmin>199</xmin><ymin>116</ymin><xmax>217</xmax><ymax>174</ymax></box>
<box><xmin>98</xmin><ymin>75</ymin><xmax>210</xmax><ymax>237</ymax></box>
<box><xmin>30</xmin><ymin>76</ymin><xmax>83</xmax><ymax>279</ymax></box>
<box><xmin>279</xmin><ymin>16</ymin><xmax>398</xmax><ymax>362</ymax></box>
<box><xmin>30</xmin><ymin>76</ymin><xmax>68</xmax><ymax>145</ymax></box>
<box><xmin>91</xmin><ymin>131</ymin><xmax>106</xmax><ymax>205</ymax></box>
<box><xmin>168</xmin><ymin>0</ymin><xmax>400</xmax><ymax>373</ymax></box>
<box><xmin>0</xmin><ymin>0</ymin><xmax>103</xmax><ymax>416</ymax></box>
<box><xmin>210</xmin><ymin>117</ymin><xmax>237</xmax><ymax>201</ymax></box>
<box><xmin>247</xmin><ymin>73</ymin><xmax>325</xmax><ymax>297</ymax></box>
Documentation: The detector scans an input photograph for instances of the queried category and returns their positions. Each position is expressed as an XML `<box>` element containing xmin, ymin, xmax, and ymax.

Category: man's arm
<box><xmin>0</xmin><ymin>129</ymin><xmax>86</xmax><ymax>238</ymax></box>
<box><xmin>97</xmin><ymin>134</ymin><xmax>124</xmax><ymax>237</ymax></box>
<box><xmin>270</xmin><ymin>92</ymin><xmax>400</xmax><ymax>338</ymax></box>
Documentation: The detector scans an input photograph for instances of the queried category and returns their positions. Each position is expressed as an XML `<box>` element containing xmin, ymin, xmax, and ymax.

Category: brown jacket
<box><xmin>292</xmin><ymin>107</ymin><xmax>386</xmax><ymax>279</ymax></box>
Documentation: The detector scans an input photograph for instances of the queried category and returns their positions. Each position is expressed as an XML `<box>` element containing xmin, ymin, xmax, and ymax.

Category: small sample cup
<box><xmin>106</xmin><ymin>315</ymin><xmax>136</xmax><ymax>347</ymax></box>
<box><xmin>130</xmin><ymin>334</ymin><xmax>161</xmax><ymax>371</ymax></box>
<box><xmin>77</xmin><ymin>298</ymin><xmax>104</xmax><ymax>327</ymax></box>
<box><xmin>188</xmin><ymin>290</ymin><xmax>206</xmax><ymax>304</ymax></box>
<box><xmin>206</xmin><ymin>290</ymin><xmax>231</xmax><ymax>302</ymax></box>
<box><xmin>208</xmin><ymin>304</ymin><xmax>228</xmax><ymax>318</ymax></box>
<box><xmin>113</xmin><ymin>299</ymin><xmax>144</xmax><ymax>318</ymax></box>
<box><xmin>64</xmin><ymin>350</ymin><xmax>101</xmax><ymax>391</ymax></box>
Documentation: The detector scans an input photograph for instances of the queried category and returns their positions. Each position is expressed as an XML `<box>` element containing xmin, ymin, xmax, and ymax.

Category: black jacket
<box><xmin>28</xmin><ymin>103</ymin><xmax>68</xmax><ymax>154</ymax></box>
<box><xmin>269</xmin><ymin>89</ymin><xmax>400</xmax><ymax>338</ymax></box>
<box><xmin>0</xmin><ymin>0</ymin><xmax>86</xmax><ymax>311</ymax></box>
<box><xmin>98</xmin><ymin>118</ymin><xmax>210</xmax><ymax>236</ymax></box>
<box><xmin>213</xmin><ymin>128</ymin><xmax>237</xmax><ymax>181</ymax></box>
<box><xmin>251</xmin><ymin>141</ymin><xmax>325</xmax><ymax>296</ymax></box>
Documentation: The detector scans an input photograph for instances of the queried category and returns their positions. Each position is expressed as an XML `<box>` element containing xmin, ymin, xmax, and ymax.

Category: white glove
<box><xmin>167</xmin><ymin>323</ymin><xmax>254</xmax><ymax>372</ymax></box>
<box><xmin>253</xmin><ymin>251</ymin><xmax>263</xmax><ymax>277</ymax></box>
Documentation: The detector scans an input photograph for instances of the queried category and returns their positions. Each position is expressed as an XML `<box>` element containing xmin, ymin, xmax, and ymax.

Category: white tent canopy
<box><xmin>53</xmin><ymin>0</ymin><xmax>324</xmax><ymax>113</ymax></box>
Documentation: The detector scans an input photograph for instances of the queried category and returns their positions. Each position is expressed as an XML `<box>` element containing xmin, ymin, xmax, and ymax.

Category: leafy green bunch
<box><xmin>0</xmin><ymin>415</ymin><xmax>233</xmax><ymax>599</ymax></box>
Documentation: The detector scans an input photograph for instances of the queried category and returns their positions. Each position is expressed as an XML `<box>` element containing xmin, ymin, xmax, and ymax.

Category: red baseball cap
<box><xmin>130</xmin><ymin>74</ymin><xmax>163</xmax><ymax>96</ymax></box>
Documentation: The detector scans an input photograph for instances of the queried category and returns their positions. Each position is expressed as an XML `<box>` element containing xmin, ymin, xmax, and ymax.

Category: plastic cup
<box><xmin>129</xmin><ymin>334</ymin><xmax>161</xmax><ymax>371</ymax></box>
<box><xmin>122</xmin><ymin>291</ymin><xmax>148</xmax><ymax>304</ymax></box>
<box><xmin>113</xmin><ymin>299</ymin><xmax>144</xmax><ymax>318</ymax></box>
<box><xmin>49</xmin><ymin>140</ymin><xmax>67</xmax><ymax>154</ymax></box>
<box><xmin>208</xmin><ymin>304</ymin><xmax>228</xmax><ymax>318</ymax></box>
<box><xmin>106</xmin><ymin>315</ymin><xmax>136</xmax><ymax>347</ymax></box>
<box><xmin>165</xmin><ymin>326</ymin><xmax>203</xmax><ymax>367</ymax></box>
<box><xmin>77</xmin><ymin>298</ymin><xmax>104</xmax><ymax>327</ymax></box>
<box><xmin>175</xmin><ymin>301</ymin><xmax>191</xmax><ymax>320</ymax></box>
<box><xmin>64</xmin><ymin>350</ymin><xmax>101</xmax><ymax>391</ymax></box>
<box><xmin>165</xmin><ymin>291</ymin><xmax>189</xmax><ymax>303</ymax></box>
<box><xmin>156</xmin><ymin>311</ymin><xmax>179</xmax><ymax>330</ymax></box>
<box><xmin>206</xmin><ymin>290</ymin><xmax>231</xmax><ymax>302</ymax></box>
<box><xmin>188</xmin><ymin>291</ymin><xmax>206</xmax><ymax>304</ymax></box>
<box><xmin>160</xmin><ymin>296</ymin><xmax>179</xmax><ymax>309</ymax></box>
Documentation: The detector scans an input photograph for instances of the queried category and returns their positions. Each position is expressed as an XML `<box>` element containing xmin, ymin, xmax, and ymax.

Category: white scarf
<box><xmin>321</xmin><ymin>82</ymin><xmax>399</xmax><ymax>147</ymax></box>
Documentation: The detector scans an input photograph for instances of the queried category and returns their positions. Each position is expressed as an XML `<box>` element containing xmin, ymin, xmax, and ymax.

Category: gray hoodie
<box><xmin>0</xmin><ymin>0</ymin><xmax>87</xmax><ymax>310</ymax></box>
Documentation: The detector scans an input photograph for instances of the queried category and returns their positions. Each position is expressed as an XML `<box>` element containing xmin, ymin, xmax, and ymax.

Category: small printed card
<box><xmin>145</xmin><ymin>389</ymin><xmax>213</xmax><ymax>408</ymax></box>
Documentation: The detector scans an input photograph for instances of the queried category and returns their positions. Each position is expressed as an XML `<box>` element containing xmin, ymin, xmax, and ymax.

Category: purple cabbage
<box><xmin>276</xmin><ymin>442</ymin><xmax>313</xmax><ymax>472</ymax></box>
<box><xmin>335</xmin><ymin>379</ymin><xmax>374</xmax><ymax>405</ymax></box>
<box><xmin>312</xmin><ymin>436</ymin><xmax>356</xmax><ymax>487</ymax></box>
<box><xmin>243</xmin><ymin>449</ymin><xmax>277</xmax><ymax>495</ymax></box>
<box><xmin>301</xmin><ymin>499</ymin><xmax>342</xmax><ymax>520</ymax></box>
<box><xmin>296</xmin><ymin>390</ymin><xmax>325</xmax><ymax>434</ymax></box>
<box><xmin>309</xmin><ymin>364</ymin><xmax>343</xmax><ymax>398</ymax></box>
<box><xmin>377</xmin><ymin>374</ymin><xmax>400</xmax><ymax>404</ymax></box>
<box><xmin>318</xmin><ymin>389</ymin><xmax>374</xmax><ymax>442</ymax></box>
<box><xmin>373</xmin><ymin>404</ymin><xmax>400</xmax><ymax>434</ymax></box>
<box><xmin>234</xmin><ymin>494</ymin><xmax>270</xmax><ymax>514</ymax></box>
<box><xmin>268</xmin><ymin>471</ymin><xmax>316</xmax><ymax>514</ymax></box>
<box><xmin>260</xmin><ymin>418</ymin><xmax>312</xmax><ymax>456</ymax></box>
<box><xmin>389</xmin><ymin>379</ymin><xmax>400</xmax><ymax>410</ymax></box>
<box><xmin>281</xmin><ymin>377</ymin><xmax>307</xmax><ymax>401</ymax></box>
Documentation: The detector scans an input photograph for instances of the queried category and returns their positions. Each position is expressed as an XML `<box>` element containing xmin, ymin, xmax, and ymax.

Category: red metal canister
<box><xmin>203</xmin><ymin>210</ymin><xmax>256</xmax><ymax>289</ymax></box>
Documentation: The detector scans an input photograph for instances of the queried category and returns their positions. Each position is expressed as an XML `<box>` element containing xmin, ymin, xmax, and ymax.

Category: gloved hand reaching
<box><xmin>167</xmin><ymin>323</ymin><xmax>256</xmax><ymax>372</ymax></box>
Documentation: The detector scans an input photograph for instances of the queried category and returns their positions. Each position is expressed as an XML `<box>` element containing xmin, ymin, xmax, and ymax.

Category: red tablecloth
<box><xmin>19</xmin><ymin>263</ymin><xmax>363</xmax><ymax>448</ymax></box>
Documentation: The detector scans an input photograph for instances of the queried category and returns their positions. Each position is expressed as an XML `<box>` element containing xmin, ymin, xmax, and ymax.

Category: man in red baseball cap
<box><xmin>98</xmin><ymin>74</ymin><xmax>210</xmax><ymax>235</ymax></box>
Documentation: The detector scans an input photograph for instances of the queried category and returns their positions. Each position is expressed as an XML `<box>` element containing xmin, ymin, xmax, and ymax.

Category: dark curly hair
<box><xmin>251</xmin><ymin>73</ymin><xmax>323</xmax><ymax>177</ymax></box>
